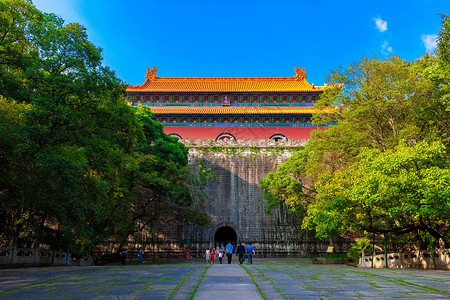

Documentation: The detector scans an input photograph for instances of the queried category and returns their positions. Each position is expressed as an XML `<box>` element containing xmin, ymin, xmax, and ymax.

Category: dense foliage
<box><xmin>262</xmin><ymin>15</ymin><xmax>450</xmax><ymax>249</ymax></box>
<box><xmin>0</xmin><ymin>0</ymin><xmax>210</xmax><ymax>254</ymax></box>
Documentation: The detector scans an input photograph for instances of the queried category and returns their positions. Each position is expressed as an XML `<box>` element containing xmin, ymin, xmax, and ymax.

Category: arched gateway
<box><xmin>214</xmin><ymin>226</ymin><xmax>237</xmax><ymax>246</ymax></box>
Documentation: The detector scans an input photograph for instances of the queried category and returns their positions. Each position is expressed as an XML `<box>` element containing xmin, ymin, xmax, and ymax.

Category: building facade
<box><xmin>126</xmin><ymin>68</ymin><xmax>342</xmax><ymax>256</ymax></box>
<box><xmin>126</xmin><ymin>67</ymin><xmax>331</xmax><ymax>141</ymax></box>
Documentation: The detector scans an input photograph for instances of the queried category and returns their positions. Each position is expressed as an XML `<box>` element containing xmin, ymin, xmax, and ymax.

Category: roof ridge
<box><xmin>152</xmin><ymin>77</ymin><xmax>298</xmax><ymax>82</ymax></box>
<box><xmin>125</xmin><ymin>67</ymin><xmax>328</xmax><ymax>92</ymax></box>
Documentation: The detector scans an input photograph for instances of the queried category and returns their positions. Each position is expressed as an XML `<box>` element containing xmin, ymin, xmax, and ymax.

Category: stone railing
<box><xmin>0</xmin><ymin>247</ymin><xmax>92</xmax><ymax>266</ymax></box>
<box><xmin>359</xmin><ymin>249</ymin><xmax>450</xmax><ymax>270</ymax></box>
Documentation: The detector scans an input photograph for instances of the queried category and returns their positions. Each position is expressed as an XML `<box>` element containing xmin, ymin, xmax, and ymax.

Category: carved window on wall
<box><xmin>269</xmin><ymin>134</ymin><xmax>288</xmax><ymax>142</ymax></box>
<box><xmin>216</xmin><ymin>133</ymin><xmax>236</xmax><ymax>142</ymax></box>
<box><xmin>168</xmin><ymin>133</ymin><xmax>182</xmax><ymax>140</ymax></box>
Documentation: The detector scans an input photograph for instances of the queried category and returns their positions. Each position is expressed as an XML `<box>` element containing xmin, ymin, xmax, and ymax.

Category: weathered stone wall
<box><xmin>157</xmin><ymin>139</ymin><xmax>350</xmax><ymax>257</ymax></box>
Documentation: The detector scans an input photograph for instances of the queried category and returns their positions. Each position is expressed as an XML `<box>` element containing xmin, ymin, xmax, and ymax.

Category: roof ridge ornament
<box><xmin>146</xmin><ymin>67</ymin><xmax>158</xmax><ymax>81</ymax></box>
<box><xmin>294</xmin><ymin>67</ymin><xmax>306</xmax><ymax>81</ymax></box>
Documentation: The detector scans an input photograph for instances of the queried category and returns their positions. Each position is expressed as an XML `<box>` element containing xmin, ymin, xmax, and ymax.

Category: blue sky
<box><xmin>33</xmin><ymin>0</ymin><xmax>449</xmax><ymax>86</ymax></box>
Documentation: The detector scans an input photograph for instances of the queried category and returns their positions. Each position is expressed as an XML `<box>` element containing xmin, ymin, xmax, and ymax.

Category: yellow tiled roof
<box><xmin>147</xmin><ymin>106</ymin><xmax>330</xmax><ymax>115</ymax></box>
<box><xmin>127</xmin><ymin>67</ymin><xmax>326</xmax><ymax>93</ymax></box>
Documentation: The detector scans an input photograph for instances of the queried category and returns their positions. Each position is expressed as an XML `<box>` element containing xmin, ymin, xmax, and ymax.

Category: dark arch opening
<box><xmin>214</xmin><ymin>226</ymin><xmax>237</xmax><ymax>246</ymax></box>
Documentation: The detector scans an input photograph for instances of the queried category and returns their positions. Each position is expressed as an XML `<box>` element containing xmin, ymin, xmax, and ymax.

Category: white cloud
<box><xmin>375</xmin><ymin>18</ymin><xmax>388</xmax><ymax>32</ymax></box>
<box><xmin>381</xmin><ymin>41</ymin><xmax>393</xmax><ymax>55</ymax></box>
<box><xmin>421</xmin><ymin>34</ymin><xmax>438</xmax><ymax>53</ymax></box>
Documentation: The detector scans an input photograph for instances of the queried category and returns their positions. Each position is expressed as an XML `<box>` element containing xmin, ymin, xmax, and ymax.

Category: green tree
<box><xmin>262</xmin><ymin>15</ymin><xmax>450</xmax><ymax>249</ymax></box>
<box><xmin>0</xmin><ymin>0</ymin><xmax>211</xmax><ymax>255</ymax></box>
<box><xmin>302</xmin><ymin>141</ymin><xmax>450</xmax><ymax>246</ymax></box>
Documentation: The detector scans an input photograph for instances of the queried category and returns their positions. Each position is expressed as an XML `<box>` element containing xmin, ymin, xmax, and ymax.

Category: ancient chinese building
<box><xmin>126</xmin><ymin>67</ymin><xmax>330</xmax><ymax>141</ymax></box>
<box><xmin>126</xmin><ymin>68</ymin><xmax>345</xmax><ymax>257</ymax></box>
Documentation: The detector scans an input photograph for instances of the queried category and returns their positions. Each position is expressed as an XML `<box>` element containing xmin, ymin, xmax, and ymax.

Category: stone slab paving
<box><xmin>0</xmin><ymin>258</ymin><xmax>448</xmax><ymax>299</ymax></box>
<box><xmin>192</xmin><ymin>263</ymin><xmax>264</xmax><ymax>299</ymax></box>
<box><xmin>245</xmin><ymin>258</ymin><xmax>450</xmax><ymax>299</ymax></box>
<box><xmin>0</xmin><ymin>263</ymin><xmax>208</xmax><ymax>299</ymax></box>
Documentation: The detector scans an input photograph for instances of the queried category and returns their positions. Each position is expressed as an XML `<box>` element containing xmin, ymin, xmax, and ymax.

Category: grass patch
<box><xmin>350</xmin><ymin>270</ymin><xmax>450</xmax><ymax>296</ymax></box>
<box><xmin>240</xmin><ymin>265</ymin><xmax>267</xmax><ymax>300</ymax></box>
<box><xmin>0</xmin><ymin>274</ymin><xmax>73</xmax><ymax>295</ymax></box>
<box><xmin>167</xmin><ymin>269</ymin><xmax>194</xmax><ymax>300</ymax></box>
<box><xmin>252</xmin><ymin>266</ymin><xmax>287</xmax><ymax>299</ymax></box>
<box><xmin>321</xmin><ymin>253</ymin><xmax>347</xmax><ymax>259</ymax></box>
<box><xmin>189</xmin><ymin>264</ymin><xmax>211</xmax><ymax>300</ymax></box>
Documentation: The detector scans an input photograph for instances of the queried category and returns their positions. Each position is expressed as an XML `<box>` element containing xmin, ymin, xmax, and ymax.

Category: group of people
<box><xmin>204</xmin><ymin>241</ymin><xmax>255</xmax><ymax>264</ymax></box>
<box><xmin>118</xmin><ymin>242</ymin><xmax>255</xmax><ymax>266</ymax></box>
<box><xmin>118</xmin><ymin>246</ymin><xmax>144</xmax><ymax>266</ymax></box>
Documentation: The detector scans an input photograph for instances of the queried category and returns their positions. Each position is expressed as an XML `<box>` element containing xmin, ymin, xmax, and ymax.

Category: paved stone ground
<box><xmin>0</xmin><ymin>258</ymin><xmax>448</xmax><ymax>299</ymax></box>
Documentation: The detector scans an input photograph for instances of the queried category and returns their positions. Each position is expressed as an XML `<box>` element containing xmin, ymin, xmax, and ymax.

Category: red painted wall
<box><xmin>163</xmin><ymin>126</ymin><xmax>322</xmax><ymax>141</ymax></box>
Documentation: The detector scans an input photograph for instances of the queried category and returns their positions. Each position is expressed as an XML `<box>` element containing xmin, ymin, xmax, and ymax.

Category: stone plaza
<box><xmin>0</xmin><ymin>258</ymin><xmax>448</xmax><ymax>299</ymax></box>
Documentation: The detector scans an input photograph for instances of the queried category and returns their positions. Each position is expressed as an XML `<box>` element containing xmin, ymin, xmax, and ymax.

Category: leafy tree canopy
<box><xmin>0</xmin><ymin>0</ymin><xmax>210</xmax><ymax>254</ymax></box>
<box><xmin>262</xmin><ymin>15</ymin><xmax>450</xmax><ymax>249</ymax></box>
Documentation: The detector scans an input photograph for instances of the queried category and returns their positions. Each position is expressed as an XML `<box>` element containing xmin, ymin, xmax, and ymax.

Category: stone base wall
<box><xmin>156</xmin><ymin>140</ymin><xmax>351</xmax><ymax>257</ymax></box>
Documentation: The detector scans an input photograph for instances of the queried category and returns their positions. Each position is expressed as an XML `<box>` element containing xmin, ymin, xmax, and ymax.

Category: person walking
<box><xmin>211</xmin><ymin>248</ymin><xmax>215</xmax><ymax>264</ymax></box>
<box><xmin>218</xmin><ymin>250</ymin><xmax>223</xmax><ymax>264</ymax></box>
<box><xmin>185</xmin><ymin>247</ymin><xmax>191</xmax><ymax>259</ymax></box>
<box><xmin>225</xmin><ymin>241</ymin><xmax>234</xmax><ymax>264</ymax></box>
<box><xmin>236</xmin><ymin>242</ymin><xmax>245</xmax><ymax>264</ymax></box>
<box><xmin>137</xmin><ymin>247</ymin><xmax>144</xmax><ymax>265</ymax></box>
<box><xmin>120</xmin><ymin>246</ymin><xmax>128</xmax><ymax>266</ymax></box>
<box><xmin>205</xmin><ymin>248</ymin><xmax>211</xmax><ymax>263</ymax></box>
<box><xmin>246</xmin><ymin>242</ymin><xmax>255</xmax><ymax>264</ymax></box>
